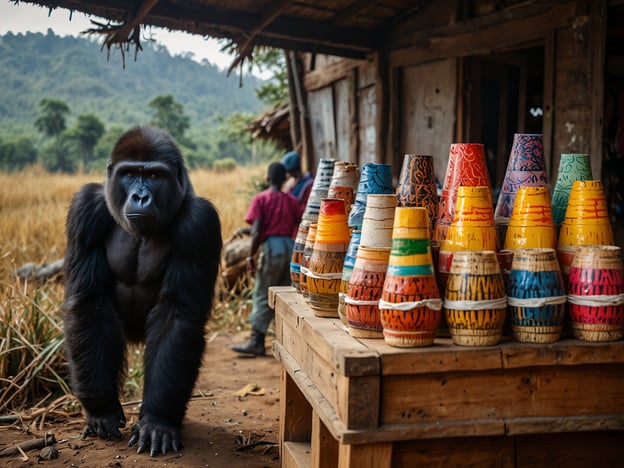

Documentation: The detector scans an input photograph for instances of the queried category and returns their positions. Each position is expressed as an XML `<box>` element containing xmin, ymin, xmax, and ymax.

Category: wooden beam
<box><xmin>388</xmin><ymin>2</ymin><xmax>577</xmax><ymax>67</ymax></box>
<box><xmin>328</xmin><ymin>0</ymin><xmax>378</xmax><ymax>25</ymax></box>
<box><xmin>303</xmin><ymin>58</ymin><xmax>367</xmax><ymax>91</ymax></box>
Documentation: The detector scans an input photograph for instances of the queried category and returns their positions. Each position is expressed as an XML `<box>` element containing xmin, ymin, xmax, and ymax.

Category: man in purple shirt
<box><xmin>231</xmin><ymin>162</ymin><xmax>302</xmax><ymax>356</ymax></box>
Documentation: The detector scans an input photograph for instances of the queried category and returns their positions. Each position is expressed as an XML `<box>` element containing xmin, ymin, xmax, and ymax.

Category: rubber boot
<box><xmin>231</xmin><ymin>330</ymin><xmax>266</xmax><ymax>356</ymax></box>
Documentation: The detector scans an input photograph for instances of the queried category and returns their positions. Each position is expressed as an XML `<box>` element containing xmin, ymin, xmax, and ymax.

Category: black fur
<box><xmin>63</xmin><ymin>126</ymin><xmax>222</xmax><ymax>457</ymax></box>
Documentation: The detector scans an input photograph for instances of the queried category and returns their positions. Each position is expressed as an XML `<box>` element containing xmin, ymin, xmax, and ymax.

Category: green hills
<box><xmin>0</xmin><ymin>30</ymin><xmax>264</xmax><ymax>136</ymax></box>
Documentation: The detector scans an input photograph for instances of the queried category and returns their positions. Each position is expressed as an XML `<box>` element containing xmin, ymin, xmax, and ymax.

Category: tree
<box><xmin>0</xmin><ymin>135</ymin><xmax>37</xmax><ymax>171</ymax></box>
<box><xmin>34</xmin><ymin>98</ymin><xmax>70</xmax><ymax>138</ymax></box>
<box><xmin>250</xmin><ymin>48</ymin><xmax>288</xmax><ymax>107</ymax></box>
<box><xmin>215</xmin><ymin>112</ymin><xmax>254</xmax><ymax>163</ymax></box>
<box><xmin>38</xmin><ymin>134</ymin><xmax>80</xmax><ymax>173</ymax></box>
<box><xmin>148</xmin><ymin>95</ymin><xmax>190</xmax><ymax>143</ymax></box>
<box><xmin>67</xmin><ymin>114</ymin><xmax>106</xmax><ymax>169</ymax></box>
<box><xmin>93</xmin><ymin>126</ymin><xmax>126</xmax><ymax>169</ymax></box>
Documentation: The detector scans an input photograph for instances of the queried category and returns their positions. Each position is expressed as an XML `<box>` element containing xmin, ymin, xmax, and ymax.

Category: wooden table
<box><xmin>269</xmin><ymin>286</ymin><xmax>624</xmax><ymax>467</ymax></box>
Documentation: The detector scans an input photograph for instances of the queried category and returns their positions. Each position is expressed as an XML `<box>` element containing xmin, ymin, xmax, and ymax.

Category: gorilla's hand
<box><xmin>81</xmin><ymin>404</ymin><xmax>126</xmax><ymax>440</ymax></box>
<box><xmin>128</xmin><ymin>417</ymin><xmax>181</xmax><ymax>457</ymax></box>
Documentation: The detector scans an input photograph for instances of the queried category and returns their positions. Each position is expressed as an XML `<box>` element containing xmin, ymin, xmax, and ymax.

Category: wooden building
<box><xmin>286</xmin><ymin>0</ymin><xmax>620</xmax><ymax>194</ymax></box>
<box><xmin>21</xmin><ymin>0</ymin><xmax>623</xmax><ymax>241</ymax></box>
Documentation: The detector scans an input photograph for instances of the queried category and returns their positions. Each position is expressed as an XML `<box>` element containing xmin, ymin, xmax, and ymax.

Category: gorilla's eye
<box><xmin>125</xmin><ymin>172</ymin><xmax>137</xmax><ymax>179</ymax></box>
<box><xmin>148</xmin><ymin>173</ymin><xmax>160</xmax><ymax>180</ymax></box>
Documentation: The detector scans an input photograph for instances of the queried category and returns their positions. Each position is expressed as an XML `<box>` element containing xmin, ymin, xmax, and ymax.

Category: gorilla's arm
<box><xmin>128</xmin><ymin>197</ymin><xmax>222</xmax><ymax>456</ymax></box>
<box><xmin>63</xmin><ymin>183</ymin><xmax>127</xmax><ymax>440</ymax></box>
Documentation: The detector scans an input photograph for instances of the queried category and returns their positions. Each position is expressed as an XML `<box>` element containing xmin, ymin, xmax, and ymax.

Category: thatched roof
<box><xmin>248</xmin><ymin>102</ymin><xmax>290</xmax><ymax>149</ymax></box>
<box><xmin>13</xmin><ymin>0</ymin><xmax>426</xmax><ymax>72</ymax></box>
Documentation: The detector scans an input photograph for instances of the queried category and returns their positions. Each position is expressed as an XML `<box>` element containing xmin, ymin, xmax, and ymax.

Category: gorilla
<box><xmin>63</xmin><ymin>126</ymin><xmax>222</xmax><ymax>457</ymax></box>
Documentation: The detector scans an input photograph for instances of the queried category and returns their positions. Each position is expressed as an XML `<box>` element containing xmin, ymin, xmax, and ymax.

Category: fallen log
<box><xmin>0</xmin><ymin>433</ymin><xmax>56</xmax><ymax>457</ymax></box>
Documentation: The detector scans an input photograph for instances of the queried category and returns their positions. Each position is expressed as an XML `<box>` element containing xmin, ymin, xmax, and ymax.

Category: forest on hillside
<box><xmin>0</xmin><ymin>31</ymin><xmax>285</xmax><ymax>171</ymax></box>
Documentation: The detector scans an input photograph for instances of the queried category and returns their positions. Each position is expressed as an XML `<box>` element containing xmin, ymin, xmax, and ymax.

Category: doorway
<box><xmin>461</xmin><ymin>46</ymin><xmax>545</xmax><ymax>195</ymax></box>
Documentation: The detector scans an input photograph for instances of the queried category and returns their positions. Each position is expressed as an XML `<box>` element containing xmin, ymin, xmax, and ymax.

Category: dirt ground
<box><xmin>0</xmin><ymin>332</ymin><xmax>282</xmax><ymax>467</ymax></box>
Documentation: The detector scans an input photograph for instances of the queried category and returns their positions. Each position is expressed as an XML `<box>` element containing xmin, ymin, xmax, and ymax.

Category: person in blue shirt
<box><xmin>281</xmin><ymin>151</ymin><xmax>314</xmax><ymax>211</ymax></box>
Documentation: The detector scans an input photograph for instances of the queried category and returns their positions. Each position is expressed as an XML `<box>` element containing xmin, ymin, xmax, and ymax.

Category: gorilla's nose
<box><xmin>131</xmin><ymin>191</ymin><xmax>152</xmax><ymax>208</ymax></box>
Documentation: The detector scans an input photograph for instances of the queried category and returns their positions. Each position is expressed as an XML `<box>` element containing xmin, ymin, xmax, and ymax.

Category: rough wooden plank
<box><xmin>280</xmin><ymin>368</ymin><xmax>313</xmax><ymax>445</ymax></box>
<box><xmin>308</xmin><ymin>86</ymin><xmax>337</xmax><ymax>160</ymax></box>
<box><xmin>398</xmin><ymin>59</ymin><xmax>457</xmax><ymax>185</ymax></box>
<box><xmin>300</xmin><ymin>316</ymin><xmax>380</xmax><ymax>376</ymax></box>
<box><xmin>338</xmin><ymin>441</ymin><xmax>392</xmax><ymax>468</ymax></box>
<box><xmin>392</xmin><ymin>436</ymin><xmax>515</xmax><ymax>467</ymax></box>
<box><xmin>334</xmin><ymin>78</ymin><xmax>352</xmax><ymax>162</ymax></box>
<box><xmin>357</xmin><ymin>85</ymin><xmax>377</xmax><ymax>164</ymax></box>
<box><xmin>278</xmin><ymin>309</ymin><xmax>307</xmax><ymax>367</ymax></box>
<box><xmin>344</xmin><ymin>418</ymin><xmax>506</xmax><ymax>444</ymax></box>
<box><xmin>363</xmin><ymin>337</ymin><xmax>504</xmax><ymax>375</ymax></box>
<box><xmin>336</xmin><ymin>373</ymin><xmax>380</xmax><ymax>430</ymax></box>
<box><xmin>304</xmin><ymin>58</ymin><xmax>365</xmax><ymax>91</ymax></box>
<box><xmin>514</xmin><ymin>431</ymin><xmax>624</xmax><ymax>466</ymax></box>
<box><xmin>501</xmin><ymin>339</ymin><xmax>624</xmax><ymax>368</ymax></box>
<box><xmin>388</xmin><ymin>3</ymin><xmax>576</xmax><ymax>67</ymax></box>
<box><xmin>282</xmin><ymin>441</ymin><xmax>311</xmax><ymax>468</ymax></box>
<box><xmin>347</xmin><ymin>68</ymin><xmax>359</xmax><ymax>164</ymax></box>
<box><xmin>505</xmin><ymin>414</ymin><xmax>624</xmax><ymax>435</ymax></box>
<box><xmin>552</xmin><ymin>22</ymin><xmax>593</xmax><ymax>160</ymax></box>
<box><xmin>311</xmin><ymin>412</ymin><xmax>338</xmax><ymax>468</ymax></box>
<box><xmin>269</xmin><ymin>285</ymin><xmax>294</xmax><ymax>308</ymax></box>
<box><xmin>274</xmin><ymin>342</ymin><xmax>348</xmax><ymax>442</ymax></box>
<box><xmin>380</xmin><ymin>365</ymin><xmax>624</xmax><ymax>425</ymax></box>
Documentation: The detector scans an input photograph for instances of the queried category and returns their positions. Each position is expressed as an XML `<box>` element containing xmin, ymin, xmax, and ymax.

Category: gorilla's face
<box><xmin>105</xmin><ymin>127</ymin><xmax>189</xmax><ymax>238</ymax></box>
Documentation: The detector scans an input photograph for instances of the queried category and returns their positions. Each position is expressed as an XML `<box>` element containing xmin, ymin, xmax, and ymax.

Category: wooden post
<box><xmin>310</xmin><ymin>412</ymin><xmax>338</xmax><ymax>468</ymax></box>
<box><xmin>590</xmin><ymin>0</ymin><xmax>606</xmax><ymax>179</ymax></box>
<box><xmin>338</xmin><ymin>442</ymin><xmax>392</xmax><ymax>468</ymax></box>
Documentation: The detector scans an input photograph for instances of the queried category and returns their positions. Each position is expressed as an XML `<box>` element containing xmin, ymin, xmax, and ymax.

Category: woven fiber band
<box><xmin>299</xmin><ymin>267</ymin><xmax>343</xmax><ymax>280</ymax></box>
<box><xmin>567</xmin><ymin>293</ymin><xmax>624</xmax><ymax>307</ymax></box>
<box><xmin>443</xmin><ymin>296</ymin><xmax>507</xmax><ymax>311</ymax></box>
<box><xmin>378</xmin><ymin>298</ymin><xmax>443</xmax><ymax>311</ymax></box>
<box><xmin>343</xmin><ymin>296</ymin><xmax>380</xmax><ymax>306</ymax></box>
<box><xmin>507</xmin><ymin>295</ymin><xmax>567</xmax><ymax>307</ymax></box>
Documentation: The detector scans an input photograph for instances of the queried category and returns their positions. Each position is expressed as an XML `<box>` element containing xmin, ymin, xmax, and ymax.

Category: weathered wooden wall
<box><xmin>295</xmin><ymin>0</ymin><xmax>607</xmax><ymax>183</ymax></box>
<box><xmin>397</xmin><ymin>59</ymin><xmax>457</xmax><ymax>185</ymax></box>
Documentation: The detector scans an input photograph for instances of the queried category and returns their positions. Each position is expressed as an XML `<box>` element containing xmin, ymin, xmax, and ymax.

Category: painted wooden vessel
<box><xmin>551</xmin><ymin>153</ymin><xmax>593</xmax><ymax>228</ymax></box>
<box><xmin>299</xmin><ymin>222</ymin><xmax>318</xmax><ymax>302</ymax></box>
<box><xmin>396</xmin><ymin>154</ymin><xmax>439</xmax><ymax>238</ymax></box>
<box><xmin>557</xmin><ymin>180</ymin><xmax>614</xmax><ymax>281</ymax></box>
<box><xmin>345</xmin><ymin>246</ymin><xmax>391</xmax><ymax>338</ymax></box>
<box><xmin>338</xmin><ymin>230</ymin><xmax>362</xmax><ymax>326</ymax></box>
<box><xmin>307</xmin><ymin>199</ymin><xmax>351</xmax><ymax>317</ymax></box>
<box><xmin>348</xmin><ymin>163</ymin><xmax>394</xmax><ymax>230</ymax></box>
<box><xmin>435</xmin><ymin>143</ymin><xmax>491</xmax><ymax>243</ymax></box>
<box><xmin>507</xmin><ymin>248</ymin><xmax>566</xmax><ymax>343</ymax></box>
<box><xmin>567</xmin><ymin>245</ymin><xmax>624</xmax><ymax>342</ymax></box>
<box><xmin>380</xmin><ymin>207</ymin><xmax>442</xmax><ymax>347</ymax></box>
<box><xmin>503</xmin><ymin>186</ymin><xmax>557</xmax><ymax>251</ymax></box>
<box><xmin>494</xmin><ymin>133</ymin><xmax>550</xmax><ymax>247</ymax></box>
<box><xmin>444</xmin><ymin>250</ymin><xmax>507</xmax><ymax>346</ymax></box>
<box><xmin>359</xmin><ymin>194</ymin><xmax>397</xmax><ymax>249</ymax></box>
<box><xmin>290</xmin><ymin>220</ymin><xmax>310</xmax><ymax>292</ymax></box>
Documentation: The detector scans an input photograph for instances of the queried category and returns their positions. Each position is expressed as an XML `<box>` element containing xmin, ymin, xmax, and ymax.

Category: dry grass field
<box><xmin>0</xmin><ymin>164</ymin><xmax>265</xmax><ymax>415</ymax></box>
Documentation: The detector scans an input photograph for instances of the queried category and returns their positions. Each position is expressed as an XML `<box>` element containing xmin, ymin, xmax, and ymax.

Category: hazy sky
<box><xmin>1</xmin><ymin>0</ymin><xmax>234</xmax><ymax>70</ymax></box>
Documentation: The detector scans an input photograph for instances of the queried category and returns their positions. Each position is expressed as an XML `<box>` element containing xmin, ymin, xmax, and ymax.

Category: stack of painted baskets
<box><xmin>288</xmin><ymin>138</ymin><xmax>623</xmax><ymax>348</ymax></box>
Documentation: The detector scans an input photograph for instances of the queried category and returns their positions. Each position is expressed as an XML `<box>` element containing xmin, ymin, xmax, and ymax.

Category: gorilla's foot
<box><xmin>128</xmin><ymin>419</ymin><xmax>181</xmax><ymax>457</ymax></box>
<box><xmin>231</xmin><ymin>331</ymin><xmax>266</xmax><ymax>356</ymax></box>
